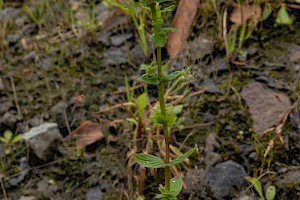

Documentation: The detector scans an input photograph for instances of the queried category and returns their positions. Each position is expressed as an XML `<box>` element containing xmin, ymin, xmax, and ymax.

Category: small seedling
<box><xmin>245</xmin><ymin>176</ymin><xmax>276</xmax><ymax>200</ymax></box>
<box><xmin>0</xmin><ymin>130</ymin><xmax>22</xmax><ymax>155</ymax></box>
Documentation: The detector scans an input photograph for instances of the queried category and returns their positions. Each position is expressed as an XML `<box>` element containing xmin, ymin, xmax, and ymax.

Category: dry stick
<box><xmin>94</xmin><ymin>102</ymin><xmax>136</xmax><ymax>114</ymax></box>
<box><xmin>10</xmin><ymin>77</ymin><xmax>22</xmax><ymax>117</ymax></box>
<box><xmin>0</xmin><ymin>176</ymin><xmax>7</xmax><ymax>200</ymax></box>
<box><xmin>223</xmin><ymin>8</ymin><xmax>229</xmax><ymax>59</ymax></box>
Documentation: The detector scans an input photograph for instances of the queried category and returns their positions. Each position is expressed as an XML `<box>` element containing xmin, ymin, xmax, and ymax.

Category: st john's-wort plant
<box><xmin>130</xmin><ymin>1</ymin><xmax>196</xmax><ymax>199</ymax></box>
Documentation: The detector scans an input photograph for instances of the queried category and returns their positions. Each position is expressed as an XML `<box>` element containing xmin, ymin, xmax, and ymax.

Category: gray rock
<box><xmin>28</xmin><ymin>114</ymin><xmax>42</xmax><ymax>127</ymax></box>
<box><xmin>40</xmin><ymin>57</ymin><xmax>51</xmax><ymax>69</ymax></box>
<box><xmin>188</xmin><ymin>35</ymin><xmax>214</xmax><ymax>60</ymax></box>
<box><xmin>0</xmin><ymin>112</ymin><xmax>18</xmax><ymax>129</ymax></box>
<box><xmin>22</xmin><ymin>123</ymin><xmax>62</xmax><ymax>161</ymax></box>
<box><xmin>51</xmin><ymin>101</ymin><xmax>71</xmax><ymax>130</ymax></box>
<box><xmin>19</xmin><ymin>196</ymin><xmax>37</xmax><ymax>200</ymax></box>
<box><xmin>201</xmin><ymin>79</ymin><xmax>222</xmax><ymax>94</ymax></box>
<box><xmin>0</xmin><ymin>101</ymin><xmax>14</xmax><ymax>114</ymax></box>
<box><xmin>203</xmin><ymin>160</ymin><xmax>248</xmax><ymax>199</ymax></box>
<box><xmin>6</xmin><ymin>33</ymin><xmax>21</xmax><ymax>43</ymax></box>
<box><xmin>101</xmin><ymin>48</ymin><xmax>128</xmax><ymax>66</ymax></box>
<box><xmin>86</xmin><ymin>186</ymin><xmax>103</xmax><ymax>200</ymax></box>
<box><xmin>110</xmin><ymin>33</ymin><xmax>132</xmax><ymax>46</ymax></box>
<box><xmin>241</xmin><ymin>82</ymin><xmax>291</xmax><ymax>135</ymax></box>
<box><xmin>277</xmin><ymin>169</ymin><xmax>300</xmax><ymax>185</ymax></box>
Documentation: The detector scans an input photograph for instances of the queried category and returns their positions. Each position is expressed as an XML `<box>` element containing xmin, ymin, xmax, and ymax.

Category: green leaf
<box><xmin>172</xmin><ymin>105</ymin><xmax>183</xmax><ymax>115</ymax></box>
<box><xmin>155</xmin><ymin>0</ymin><xmax>172</xmax><ymax>3</ymax></box>
<box><xmin>162</xmin><ymin>61</ymin><xmax>170</xmax><ymax>71</ymax></box>
<box><xmin>4</xmin><ymin>130</ymin><xmax>13</xmax><ymax>142</ymax></box>
<box><xmin>136</xmin><ymin>92</ymin><xmax>148</xmax><ymax>113</ymax></box>
<box><xmin>150</xmin><ymin>34</ymin><xmax>167</xmax><ymax>47</ymax></box>
<box><xmin>168</xmin><ymin>147</ymin><xmax>196</xmax><ymax>166</ymax></box>
<box><xmin>162</xmin><ymin>5</ymin><xmax>175</xmax><ymax>12</ymax></box>
<box><xmin>139</xmin><ymin>76</ymin><xmax>159</xmax><ymax>85</ymax></box>
<box><xmin>262</xmin><ymin>3</ymin><xmax>272</xmax><ymax>21</ymax></box>
<box><xmin>169</xmin><ymin>176</ymin><xmax>182</xmax><ymax>196</ymax></box>
<box><xmin>151</xmin><ymin>112</ymin><xmax>176</xmax><ymax>126</ymax></box>
<box><xmin>245</xmin><ymin>177</ymin><xmax>264</xmax><ymax>199</ymax></box>
<box><xmin>155</xmin><ymin>177</ymin><xmax>182</xmax><ymax>199</ymax></box>
<box><xmin>276</xmin><ymin>5</ymin><xmax>293</xmax><ymax>25</ymax></box>
<box><xmin>266</xmin><ymin>185</ymin><xmax>276</xmax><ymax>200</ymax></box>
<box><xmin>12</xmin><ymin>134</ymin><xmax>22</xmax><ymax>143</ymax></box>
<box><xmin>296</xmin><ymin>0</ymin><xmax>300</xmax><ymax>3</ymax></box>
<box><xmin>134</xmin><ymin>153</ymin><xmax>166</xmax><ymax>168</ymax></box>
<box><xmin>0</xmin><ymin>137</ymin><xmax>8</xmax><ymax>143</ymax></box>
<box><xmin>162</xmin><ymin>71</ymin><xmax>181</xmax><ymax>82</ymax></box>
<box><xmin>126</xmin><ymin>118</ymin><xmax>138</xmax><ymax>125</ymax></box>
<box><xmin>161</xmin><ymin>27</ymin><xmax>177</xmax><ymax>32</ymax></box>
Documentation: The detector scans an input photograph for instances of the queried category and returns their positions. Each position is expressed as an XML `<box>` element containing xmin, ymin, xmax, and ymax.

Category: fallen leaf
<box><xmin>70</xmin><ymin>121</ymin><xmax>104</xmax><ymax>149</ymax></box>
<box><xmin>167</xmin><ymin>0</ymin><xmax>200</xmax><ymax>58</ymax></box>
<box><xmin>71</xmin><ymin>94</ymin><xmax>86</xmax><ymax>106</ymax></box>
<box><xmin>230</xmin><ymin>4</ymin><xmax>261</xmax><ymax>27</ymax></box>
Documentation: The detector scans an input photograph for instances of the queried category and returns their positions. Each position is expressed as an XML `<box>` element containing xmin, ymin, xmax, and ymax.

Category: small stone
<box><xmin>0</xmin><ymin>101</ymin><xmax>14</xmax><ymax>114</ymax></box>
<box><xmin>277</xmin><ymin>169</ymin><xmax>300</xmax><ymax>185</ymax></box>
<box><xmin>188</xmin><ymin>35</ymin><xmax>214</xmax><ymax>60</ymax></box>
<box><xmin>86</xmin><ymin>186</ymin><xmax>103</xmax><ymax>200</ymax></box>
<box><xmin>203</xmin><ymin>160</ymin><xmax>248</xmax><ymax>198</ymax></box>
<box><xmin>0</xmin><ymin>112</ymin><xmax>18</xmax><ymax>129</ymax></box>
<box><xmin>22</xmin><ymin>123</ymin><xmax>62</xmax><ymax>161</ymax></box>
<box><xmin>19</xmin><ymin>196</ymin><xmax>37</xmax><ymax>200</ymax></box>
<box><xmin>40</xmin><ymin>57</ymin><xmax>51</xmax><ymax>69</ymax></box>
<box><xmin>28</xmin><ymin>114</ymin><xmax>42</xmax><ymax>127</ymax></box>
<box><xmin>241</xmin><ymin>82</ymin><xmax>291</xmax><ymax>135</ymax></box>
<box><xmin>101</xmin><ymin>48</ymin><xmax>128</xmax><ymax>66</ymax></box>
<box><xmin>201</xmin><ymin>79</ymin><xmax>222</xmax><ymax>94</ymax></box>
<box><xmin>110</xmin><ymin>33</ymin><xmax>133</xmax><ymax>46</ymax></box>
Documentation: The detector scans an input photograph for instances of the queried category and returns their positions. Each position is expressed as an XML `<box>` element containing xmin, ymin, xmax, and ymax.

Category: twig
<box><xmin>93</xmin><ymin>102</ymin><xmax>136</xmax><ymax>114</ymax></box>
<box><xmin>223</xmin><ymin>8</ymin><xmax>229</xmax><ymax>59</ymax></box>
<box><xmin>0</xmin><ymin>175</ymin><xmax>7</xmax><ymax>200</ymax></box>
<box><xmin>10</xmin><ymin>77</ymin><xmax>22</xmax><ymax>117</ymax></box>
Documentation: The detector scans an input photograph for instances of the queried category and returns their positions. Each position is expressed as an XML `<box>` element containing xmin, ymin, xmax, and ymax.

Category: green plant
<box><xmin>104</xmin><ymin>0</ymin><xmax>148</xmax><ymax>55</ymax></box>
<box><xmin>245</xmin><ymin>176</ymin><xmax>276</xmax><ymax>200</ymax></box>
<box><xmin>0</xmin><ymin>130</ymin><xmax>22</xmax><ymax>155</ymax></box>
<box><xmin>128</xmin><ymin>1</ymin><xmax>196</xmax><ymax>199</ymax></box>
<box><xmin>23</xmin><ymin>1</ymin><xmax>48</xmax><ymax>30</ymax></box>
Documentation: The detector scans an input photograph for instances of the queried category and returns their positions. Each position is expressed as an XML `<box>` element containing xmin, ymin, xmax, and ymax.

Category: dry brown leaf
<box><xmin>71</xmin><ymin>94</ymin><xmax>86</xmax><ymax>106</ymax></box>
<box><xmin>230</xmin><ymin>4</ymin><xmax>261</xmax><ymax>27</ymax></box>
<box><xmin>167</xmin><ymin>0</ymin><xmax>200</xmax><ymax>59</ymax></box>
<box><xmin>71</xmin><ymin>120</ymin><xmax>104</xmax><ymax>149</ymax></box>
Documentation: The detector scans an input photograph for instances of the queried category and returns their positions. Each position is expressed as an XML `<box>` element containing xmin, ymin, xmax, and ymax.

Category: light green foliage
<box><xmin>245</xmin><ymin>176</ymin><xmax>276</xmax><ymax>200</ymax></box>
<box><xmin>155</xmin><ymin>177</ymin><xmax>182</xmax><ymax>200</ymax></box>
<box><xmin>150</xmin><ymin>104</ymin><xmax>183</xmax><ymax>127</ymax></box>
<box><xmin>168</xmin><ymin>147</ymin><xmax>196</xmax><ymax>166</ymax></box>
<box><xmin>134</xmin><ymin>147</ymin><xmax>196</xmax><ymax>168</ymax></box>
<box><xmin>276</xmin><ymin>4</ymin><xmax>293</xmax><ymax>25</ymax></box>
<box><xmin>266</xmin><ymin>185</ymin><xmax>276</xmax><ymax>200</ymax></box>
<box><xmin>134</xmin><ymin>153</ymin><xmax>166</xmax><ymax>168</ymax></box>
<box><xmin>136</xmin><ymin>92</ymin><xmax>148</xmax><ymax>118</ymax></box>
<box><xmin>0</xmin><ymin>130</ymin><xmax>22</xmax><ymax>155</ymax></box>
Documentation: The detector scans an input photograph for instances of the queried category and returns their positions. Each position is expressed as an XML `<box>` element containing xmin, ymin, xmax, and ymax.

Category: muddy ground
<box><xmin>0</xmin><ymin>1</ymin><xmax>300</xmax><ymax>200</ymax></box>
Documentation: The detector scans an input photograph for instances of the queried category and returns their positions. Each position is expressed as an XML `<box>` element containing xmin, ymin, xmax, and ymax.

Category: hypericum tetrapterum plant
<box><xmin>132</xmin><ymin>1</ymin><xmax>196</xmax><ymax>199</ymax></box>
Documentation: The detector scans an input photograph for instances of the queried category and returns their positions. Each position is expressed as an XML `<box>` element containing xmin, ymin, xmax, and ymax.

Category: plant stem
<box><xmin>156</xmin><ymin>47</ymin><xmax>171</xmax><ymax>191</ymax></box>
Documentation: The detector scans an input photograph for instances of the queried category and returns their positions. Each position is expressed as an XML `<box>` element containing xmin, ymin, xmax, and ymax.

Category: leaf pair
<box><xmin>140</xmin><ymin>70</ymin><xmax>182</xmax><ymax>85</ymax></box>
<box><xmin>155</xmin><ymin>176</ymin><xmax>182</xmax><ymax>200</ymax></box>
<box><xmin>133</xmin><ymin>147</ymin><xmax>196</xmax><ymax>168</ymax></box>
